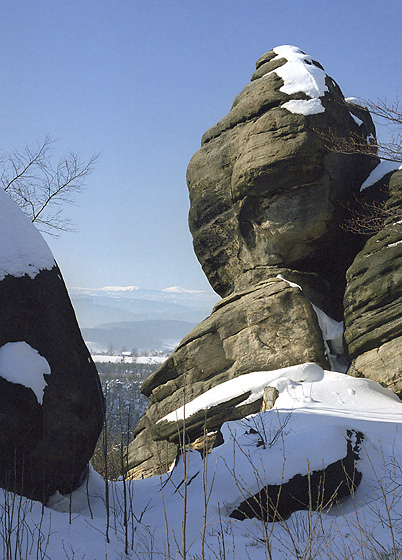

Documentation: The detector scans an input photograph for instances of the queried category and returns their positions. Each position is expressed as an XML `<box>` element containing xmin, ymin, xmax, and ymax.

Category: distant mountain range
<box><xmin>69</xmin><ymin>285</ymin><xmax>220</xmax><ymax>352</ymax></box>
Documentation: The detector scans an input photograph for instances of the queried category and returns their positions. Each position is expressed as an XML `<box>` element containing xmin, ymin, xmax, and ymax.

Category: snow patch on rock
<box><xmin>159</xmin><ymin>363</ymin><xmax>323</xmax><ymax>424</ymax></box>
<box><xmin>308</xmin><ymin>304</ymin><xmax>344</xmax><ymax>355</ymax></box>
<box><xmin>0</xmin><ymin>342</ymin><xmax>50</xmax><ymax>404</ymax></box>
<box><xmin>349</xmin><ymin>112</ymin><xmax>363</xmax><ymax>126</ymax></box>
<box><xmin>360</xmin><ymin>160</ymin><xmax>402</xmax><ymax>191</ymax></box>
<box><xmin>264</xmin><ymin>45</ymin><xmax>328</xmax><ymax>115</ymax></box>
<box><xmin>346</xmin><ymin>96</ymin><xmax>369</xmax><ymax>109</ymax></box>
<box><xmin>282</xmin><ymin>98</ymin><xmax>325</xmax><ymax>115</ymax></box>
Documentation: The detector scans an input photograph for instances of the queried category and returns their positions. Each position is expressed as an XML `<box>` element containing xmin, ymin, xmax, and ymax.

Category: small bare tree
<box><xmin>365</xmin><ymin>97</ymin><xmax>402</xmax><ymax>163</ymax></box>
<box><xmin>320</xmin><ymin>97</ymin><xmax>402</xmax><ymax>164</ymax></box>
<box><xmin>317</xmin><ymin>97</ymin><xmax>402</xmax><ymax>236</ymax></box>
<box><xmin>340</xmin><ymin>197</ymin><xmax>402</xmax><ymax>236</ymax></box>
<box><xmin>0</xmin><ymin>135</ymin><xmax>99</xmax><ymax>237</ymax></box>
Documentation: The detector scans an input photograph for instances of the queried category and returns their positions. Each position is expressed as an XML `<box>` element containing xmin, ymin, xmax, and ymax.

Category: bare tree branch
<box><xmin>365</xmin><ymin>97</ymin><xmax>402</xmax><ymax>126</ymax></box>
<box><xmin>0</xmin><ymin>136</ymin><xmax>99</xmax><ymax>237</ymax></box>
<box><xmin>317</xmin><ymin>98</ymin><xmax>402</xmax><ymax>236</ymax></box>
<box><xmin>341</xmin><ymin>196</ymin><xmax>402</xmax><ymax>236</ymax></box>
<box><xmin>319</xmin><ymin>98</ymin><xmax>402</xmax><ymax>164</ymax></box>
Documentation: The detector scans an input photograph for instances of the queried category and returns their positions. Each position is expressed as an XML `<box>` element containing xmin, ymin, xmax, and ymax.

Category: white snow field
<box><xmin>2</xmin><ymin>363</ymin><xmax>402</xmax><ymax>560</ymax></box>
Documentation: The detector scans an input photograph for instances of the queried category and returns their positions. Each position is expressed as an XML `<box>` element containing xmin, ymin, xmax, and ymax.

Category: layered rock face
<box><xmin>345</xmin><ymin>169</ymin><xmax>402</xmax><ymax>395</ymax></box>
<box><xmin>187</xmin><ymin>45</ymin><xmax>377</xmax><ymax>318</ymax></box>
<box><xmin>126</xmin><ymin>278</ymin><xmax>329</xmax><ymax>478</ymax></box>
<box><xmin>0</xmin><ymin>188</ymin><xmax>104</xmax><ymax>501</ymax></box>
<box><xmin>126</xmin><ymin>46</ymin><xmax>378</xmax><ymax>481</ymax></box>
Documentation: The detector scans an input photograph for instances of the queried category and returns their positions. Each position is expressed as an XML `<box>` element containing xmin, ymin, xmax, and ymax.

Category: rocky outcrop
<box><xmin>126</xmin><ymin>46</ymin><xmax>379</xmax><ymax>480</ymax></box>
<box><xmin>187</xmin><ymin>45</ymin><xmax>377</xmax><ymax>318</ymax></box>
<box><xmin>126</xmin><ymin>278</ymin><xmax>331</xmax><ymax>479</ymax></box>
<box><xmin>0</xmin><ymin>188</ymin><xmax>104</xmax><ymax>501</ymax></box>
<box><xmin>344</xmin><ymin>170</ymin><xmax>402</xmax><ymax>395</ymax></box>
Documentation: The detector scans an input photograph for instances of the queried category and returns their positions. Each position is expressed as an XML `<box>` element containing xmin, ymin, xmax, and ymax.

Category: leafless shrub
<box><xmin>341</xmin><ymin>195</ymin><xmax>402</xmax><ymax>236</ymax></box>
<box><xmin>318</xmin><ymin>97</ymin><xmax>402</xmax><ymax>164</ymax></box>
<box><xmin>0</xmin><ymin>135</ymin><xmax>99</xmax><ymax>236</ymax></box>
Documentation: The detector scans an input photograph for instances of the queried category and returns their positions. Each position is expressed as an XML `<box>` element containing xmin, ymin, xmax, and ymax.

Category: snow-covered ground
<box><xmin>4</xmin><ymin>362</ymin><xmax>402</xmax><ymax>560</ymax></box>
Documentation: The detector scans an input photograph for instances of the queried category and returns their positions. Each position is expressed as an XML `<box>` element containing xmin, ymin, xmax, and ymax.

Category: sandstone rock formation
<box><xmin>0</xmin><ymin>188</ymin><xmax>104</xmax><ymax>501</ymax></box>
<box><xmin>126</xmin><ymin>46</ymin><xmax>378</xmax><ymax>481</ymax></box>
<box><xmin>126</xmin><ymin>278</ymin><xmax>329</xmax><ymax>478</ymax></box>
<box><xmin>345</xmin><ymin>169</ymin><xmax>402</xmax><ymax>395</ymax></box>
<box><xmin>187</xmin><ymin>45</ymin><xmax>377</xmax><ymax>319</ymax></box>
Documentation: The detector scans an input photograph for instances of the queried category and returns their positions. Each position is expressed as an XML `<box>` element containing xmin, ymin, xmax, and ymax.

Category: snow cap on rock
<box><xmin>0</xmin><ymin>188</ymin><xmax>55</xmax><ymax>280</ymax></box>
<box><xmin>263</xmin><ymin>45</ymin><xmax>328</xmax><ymax>115</ymax></box>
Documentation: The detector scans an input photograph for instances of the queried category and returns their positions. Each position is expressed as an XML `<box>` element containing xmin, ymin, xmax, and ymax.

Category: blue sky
<box><xmin>2</xmin><ymin>0</ymin><xmax>401</xmax><ymax>293</ymax></box>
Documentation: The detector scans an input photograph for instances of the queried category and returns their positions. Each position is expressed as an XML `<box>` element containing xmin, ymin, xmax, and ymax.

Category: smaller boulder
<box><xmin>126</xmin><ymin>278</ymin><xmax>327</xmax><ymax>479</ymax></box>
<box><xmin>230</xmin><ymin>430</ymin><xmax>364</xmax><ymax>522</ymax></box>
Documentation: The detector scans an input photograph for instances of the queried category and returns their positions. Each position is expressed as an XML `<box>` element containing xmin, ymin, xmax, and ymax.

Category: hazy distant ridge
<box><xmin>70</xmin><ymin>285</ymin><xmax>218</xmax><ymax>352</ymax></box>
<box><xmin>70</xmin><ymin>285</ymin><xmax>218</xmax><ymax>328</ymax></box>
<box><xmin>82</xmin><ymin>319</ymin><xmax>196</xmax><ymax>353</ymax></box>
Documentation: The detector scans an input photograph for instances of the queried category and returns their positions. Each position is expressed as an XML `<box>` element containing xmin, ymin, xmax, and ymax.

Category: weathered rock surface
<box><xmin>345</xmin><ymin>170</ymin><xmax>402</xmax><ymax>395</ymax></box>
<box><xmin>0</xmin><ymin>189</ymin><xmax>104</xmax><ymax>501</ymax></box>
<box><xmin>126</xmin><ymin>278</ymin><xmax>328</xmax><ymax>479</ymax></box>
<box><xmin>187</xmin><ymin>46</ymin><xmax>377</xmax><ymax>318</ymax></box>
<box><xmin>126</xmin><ymin>46</ymin><xmax>380</xmax><ymax>480</ymax></box>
